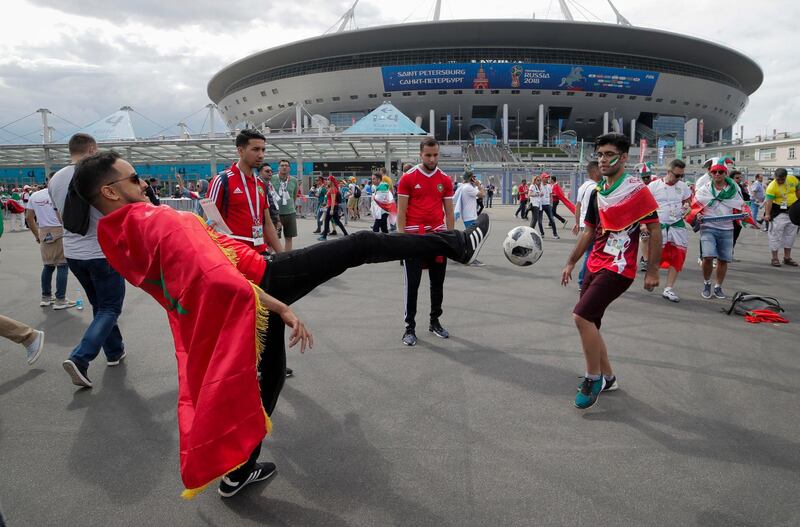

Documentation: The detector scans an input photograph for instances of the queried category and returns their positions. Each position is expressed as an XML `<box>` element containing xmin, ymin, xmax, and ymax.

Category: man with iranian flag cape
<box><xmin>71</xmin><ymin>151</ymin><xmax>490</xmax><ymax>500</ymax></box>
<box><xmin>370</xmin><ymin>173</ymin><xmax>397</xmax><ymax>233</ymax></box>
<box><xmin>561</xmin><ymin>133</ymin><xmax>661</xmax><ymax>410</ymax></box>
<box><xmin>685</xmin><ymin>161</ymin><xmax>744</xmax><ymax>300</ymax></box>
<box><xmin>648</xmin><ymin>159</ymin><xmax>692</xmax><ymax>303</ymax></box>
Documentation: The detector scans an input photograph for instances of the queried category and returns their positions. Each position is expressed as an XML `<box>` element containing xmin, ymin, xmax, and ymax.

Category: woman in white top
<box><xmin>528</xmin><ymin>176</ymin><xmax>544</xmax><ymax>232</ymax></box>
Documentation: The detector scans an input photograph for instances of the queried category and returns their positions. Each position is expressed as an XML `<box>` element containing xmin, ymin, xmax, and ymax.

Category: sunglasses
<box><xmin>106</xmin><ymin>174</ymin><xmax>140</xmax><ymax>186</ymax></box>
<box><xmin>710</xmin><ymin>170</ymin><xmax>727</xmax><ymax>175</ymax></box>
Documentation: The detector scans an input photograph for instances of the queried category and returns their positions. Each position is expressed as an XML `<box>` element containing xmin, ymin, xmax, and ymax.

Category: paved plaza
<box><xmin>1</xmin><ymin>206</ymin><xmax>798</xmax><ymax>527</ymax></box>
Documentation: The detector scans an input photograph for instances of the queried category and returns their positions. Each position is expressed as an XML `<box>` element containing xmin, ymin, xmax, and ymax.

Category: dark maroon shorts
<box><xmin>573</xmin><ymin>269</ymin><xmax>633</xmax><ymax>329</ymax></box>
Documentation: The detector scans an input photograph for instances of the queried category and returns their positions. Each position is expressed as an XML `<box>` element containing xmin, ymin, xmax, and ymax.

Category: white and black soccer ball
<box><xmin>503</xmin><ymin>226</ymin><xmax>544</xmax><ymax>266</ymax></box>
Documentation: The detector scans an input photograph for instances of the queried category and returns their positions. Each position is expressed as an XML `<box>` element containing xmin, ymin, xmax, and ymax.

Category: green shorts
<box><xmin>279</xmin><ymin>213</ymin><xmax>298</xmax><ymax>238</ymax></box>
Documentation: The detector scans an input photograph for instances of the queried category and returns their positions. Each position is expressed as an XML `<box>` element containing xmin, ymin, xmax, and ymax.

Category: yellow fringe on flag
<box><xmin>195</xmin><ymin>215</ymin><xmax>240</xmax><ymax>268</ymax></box>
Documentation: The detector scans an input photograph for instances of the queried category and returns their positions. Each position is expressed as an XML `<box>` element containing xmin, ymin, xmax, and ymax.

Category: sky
<box><xmin>0</xmin><ymin>0</ymin><xmax>797</xmax><ymax>143</ymax></box>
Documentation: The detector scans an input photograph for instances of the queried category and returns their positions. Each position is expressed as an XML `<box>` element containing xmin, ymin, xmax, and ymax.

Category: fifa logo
<box><xmin>511</xmin><ymin>65</ymin><xmax>523</xmax><ymax>88</ymax></box>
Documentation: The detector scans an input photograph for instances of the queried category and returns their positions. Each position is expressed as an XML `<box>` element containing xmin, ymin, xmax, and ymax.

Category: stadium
<box><xmin>208</xmin><ymin>4</ymin><xmax>763</xmax><ymax>147</ymax></box>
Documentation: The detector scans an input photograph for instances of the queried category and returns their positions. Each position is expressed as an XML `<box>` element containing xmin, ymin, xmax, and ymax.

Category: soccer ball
<box><xmin>503</xmin><ymin>226</ymin><xmax>544</xmax><ymax>266</ymax></box>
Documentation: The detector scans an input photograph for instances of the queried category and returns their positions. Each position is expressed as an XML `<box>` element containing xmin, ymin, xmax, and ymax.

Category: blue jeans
<box><xmin>463</xmin><ymin>219</ymin><xmax>476</xmax><ymax>228</ymax></box>
<box><xmin>42</xmin><ymin>263</ymin><xmax>68</xmax><ymax>300</ymax></box>
<box><xmin>66</xmin><ymin>258</ymin><xmax>126</xmax><ymax>368</ymax></box>
<box><xmin>750</xmin><ymin>202</ymin><xmax>760</xmax><ymax>223</ymax></box>
<box><xmin>540</xmin><ymin>205</ymin><xmax>558</xmax><ymax>236</ymax></box>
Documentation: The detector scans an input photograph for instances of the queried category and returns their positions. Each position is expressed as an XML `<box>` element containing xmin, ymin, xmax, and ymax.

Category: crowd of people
<box><xmin>1</xmin><ymin>129</ymin><xmax>797</xmax><ymax>503</ymax></box>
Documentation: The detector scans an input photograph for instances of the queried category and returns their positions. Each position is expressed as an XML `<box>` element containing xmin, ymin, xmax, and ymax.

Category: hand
<box><xmin>561</xmin><ymin>263</ymin><xmax>574</xmax><ymax>286</ymax></box>
<box><xmin>763</xmin><ymin>214</ymin><xmax>770</xmax><ymax>222</ymax></box>
<box><xmin>644</xmin><ymin>271</ymin><xmax>659</xmax><ymax>292</ymax></box>
<box><xmin>34</xmin><ymin>236</ymin><xmax>40</xmax><ymax>244</ymax></box>
<box><xmin>280</xmin><ymin>308</ymin><xmax>314</xmax><ymax>353</ymax></box>
<box><xmin>571</xmin><ymin>224</ymin><xmax>579</xmax><ymax>235</ymax></box>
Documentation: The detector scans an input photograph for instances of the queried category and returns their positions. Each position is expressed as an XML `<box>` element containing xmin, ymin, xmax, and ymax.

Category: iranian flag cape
<box><xmin>551</xmin><ymin>183</ymin><xmax>576</xmax><ymax>215</ymax></box>
<box><xmin>596</xmin><ymin>174</ymin><xmax>658</xmax><ymax>232</ymax></box>
<box><xmin>371</xmin><ymin>182</ymin><xmax>397</xmax><ymax>224</ymax></box>
<box><xmin>97</xmin><ymin>202</ymin><xmax>270</xmax><ymax>498</ymax></box>
<box><xmin>685</xmin><ymin>177</ymin><xmax>746</xmax><ymax>225</ymax></box>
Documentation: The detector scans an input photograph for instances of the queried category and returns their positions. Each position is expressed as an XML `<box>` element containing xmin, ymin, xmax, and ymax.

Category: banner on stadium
<box><xmin>382</xmin><ymin>63</ymin><xmax>659</xmax><ymax>96</ymax></box>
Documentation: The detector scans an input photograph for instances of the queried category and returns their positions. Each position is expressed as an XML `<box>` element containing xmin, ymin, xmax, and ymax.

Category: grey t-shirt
<box><xmin>48</xmin><ymin>165</ymin><xmax>106</xmax><ymax>260</ymax></box>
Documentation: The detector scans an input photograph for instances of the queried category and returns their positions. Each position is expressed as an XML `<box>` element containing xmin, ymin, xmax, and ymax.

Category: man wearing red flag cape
<box><xmin>69</xmin><ymin>150</ymin><xmax>490</xmax><ymax>499</ymax></box>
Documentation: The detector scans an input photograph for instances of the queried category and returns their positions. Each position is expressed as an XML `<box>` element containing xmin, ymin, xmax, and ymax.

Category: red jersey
<box><xmin>397</xmin><ymin>165</ymin><xmax>454</xmax><ymax>233</ymax></box>
<box><xmin>208</xmin><ymin>163</ymin><xmax>268</xmax><ymax>249</ymax></box>
<box><xmin>518</xmin><ymin>183</ymin><xmax>529</xmax><ymax>200</ymax></box>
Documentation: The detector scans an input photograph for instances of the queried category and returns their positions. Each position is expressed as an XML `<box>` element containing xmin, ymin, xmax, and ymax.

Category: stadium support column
<box><xmin>603</xmin><ymin>112</ymin><xmax>609</xmax><ymax>135</ymax></box>
<box><xmin>297</xmin><ymin>143</ymin><xmax>304</xmax><ymax>184</ymax></box>
<box><xmin>538</xmin><ymin>104</ymin><xmax>544</xmax><ymax>146</ymax></box>
<box><xmin>384</xmin><ymin>141</ymin><xmax>391</xmax><ymax>176</ymax></box>
<box><xmin>630</xmin><ymin>119</ymin><xmax>636</xmax><ymax>142</ymax></box>
<box><xmin>296</xmin><ymin>106</ymin><xmax>303</xmax><ymax>135</ymax></box>
<box><xmin>38</xmin><ymin>108</ymin><xmax>52</xmax><ymax>177</ymax></box>
<box><xmin>207</xmin><ymin>104</ymin><xmax>218</xmax><ymax>176</ymax></box>
<box><xmin>429</xmin><ymin>109</ymin><xmax>435</xmax><ymax>137</ymax></box>
<box><xmin>502</xmin><ymin>104</ymin><xmax>509</xmax><ymax>145</ymax></box>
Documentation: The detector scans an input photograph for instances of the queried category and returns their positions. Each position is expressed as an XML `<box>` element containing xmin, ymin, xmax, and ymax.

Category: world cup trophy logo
<box><xmin>511</xmin><ymin>65</ymin><xmax>523</xmax><ymax>88</ymax></box>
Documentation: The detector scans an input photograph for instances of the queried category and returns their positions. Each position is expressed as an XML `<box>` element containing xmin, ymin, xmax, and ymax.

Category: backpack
<box><xmin>725</xmin><ymin>291</ymin><xmax>784</xmax><ymax>316</ymax></box>
<box><xmin>353</xmin><ymin>185</ymin><xmax>361</xmax><ymax>199</ymax></box>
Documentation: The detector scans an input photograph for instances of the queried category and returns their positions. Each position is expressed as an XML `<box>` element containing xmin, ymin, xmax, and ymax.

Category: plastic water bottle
<box><xmin>75</xmin><ymin>289</ymin><xmax>84</xmax><ymax>310</ymax></box>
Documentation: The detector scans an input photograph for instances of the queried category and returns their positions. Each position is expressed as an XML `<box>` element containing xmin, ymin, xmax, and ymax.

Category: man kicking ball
<box><xmin>70</xmin><ymin>151</ymin><xmax>490</xmax><ymax>498</ymax></box>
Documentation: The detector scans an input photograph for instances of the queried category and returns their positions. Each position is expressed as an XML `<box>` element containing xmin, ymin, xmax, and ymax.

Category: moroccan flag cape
<box><xmin>596</xmin><ymin>174</ymin><xmax>658</xmax><ymax>232</ymax></box>
<box><xmin>551</xmin><ymin>183</ymin><xmax>576</xmax><ymax>215</ymax></box>
<box><xmin>97</xmin><ymin>202</ymin><xmax>270</xmax><ymax>498</ymax></box>
<box><xmin>685</xmin><ymin>177</ymin><xmax>745</xmax><ymax>225</ymax></box>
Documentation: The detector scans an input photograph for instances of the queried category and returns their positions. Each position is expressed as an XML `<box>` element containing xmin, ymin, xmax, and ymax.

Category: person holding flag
<box><xmin>548</xmin><ymin>174</ymin><xmax>574</xmax><ymax>225</ymax></box>
<box><xmin>69</xmin><ymin>150</ymin><xmax>490</xmax><ymax>499</ymax></box>
<box><xmin>686</xmin><ymin>161</ymin><xmax>745</xmax><ymax>299</ymax></box>
<box><xmin>370</xmin><ymin>174</ymin><xmax>397</xmax><ymax>233</ymax></box>
<box><xmin>648</xmin><ymin>159</ymin><xmax>692</xmax><ymax>302</ymax></box>
<box><xmin>561</xmin><ymin>133</ymin><xmax>661</xmax><ymax>410</ymax></box>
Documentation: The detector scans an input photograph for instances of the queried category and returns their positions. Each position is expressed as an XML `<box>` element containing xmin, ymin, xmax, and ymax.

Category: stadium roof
<box><xmin>208</xmin><ymin>19</ymin><xmax>763</xmax><ymax>101</ymax></box>
<box><xmin>343</xmin><ymin>103</ymin><xmax>426</xmax><ymax>135</ymax></box>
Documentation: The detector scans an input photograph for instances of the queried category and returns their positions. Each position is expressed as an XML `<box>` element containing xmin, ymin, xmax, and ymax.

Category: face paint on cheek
<box><xmin>609</xmin><ymin>156</ymin><xmax>620</xmax><ymax>167</ymax></box>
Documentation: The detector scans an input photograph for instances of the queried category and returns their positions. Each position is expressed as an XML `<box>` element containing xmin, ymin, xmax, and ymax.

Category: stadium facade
<box><xmin>208</xmin><ymin>19</ymin><xmax>763</xmax><ymax>146</ymax></box>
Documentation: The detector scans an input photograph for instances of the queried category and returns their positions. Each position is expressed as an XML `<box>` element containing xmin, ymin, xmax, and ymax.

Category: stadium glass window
<box><xmin>684</xmin><ymin>101</ymin><xmax>690</xmax><ymax>106</ymax></box>
<box><xmin>257</xmin><ymin>108</ymin><xmax>263</xmax><ymax>112</ymax></box>
<box><xmin>703</xmin><ymin>104</ymin><xmax>708</xmax><ymax>109</ymax></box>
<box><xmin>584</xmin><ymin>92</ymin><xmax>594</xmax><ymax>97</ymax></box>
<box><xmin>629</xmin><ymin>96</ymin><xmax>637</xmax><ymax>100</ymax></box>
<box><xmin>567</xmin><ymin>92</ymin><xmax>575</xmax><ymax>96</ymax></box>
<box><xmin>531</xmin><ymin>90</ymin><xmax>540</xmax><ymax>95</ymax></box>
<box><xmin>575</xmin><ymin>118</ymin><xmax>584</xmax><ymax>123</ymax></box>
<box><xmin>278</xmin><ymin>103</ymin><xmax>285</xmax><ymax>108</ymax></box>
<box><xmin>402</xmin><ymin>92</ymin><xmax>411</xmax><ymax>96</ymax></box>
<box><xmin>304</xmin><ymin>99</ymin><xmax>312</xmax><ymax>104</ymax></box>
<box><xmin>267</xmin><ymin>106</ymin><xmax>273</xmax><ymax>110</ymax></box>
<box><xmin>350</xmin><ymin>95</ymin><xmax>359</xmax><ymax>99</ymax></box>
<box><xmin>491</xmin><ymin>90</ymin><xmax>500</xmax><ymax>94</ymax></box>
<box><xmin>439</xmin><ymin>116</ymin><xmax>448</xmax><ymax>121</ymax></box>
<box><xmin>588</xmin><ymin>119</ymin><xmax>597</xmax><ymax>123</ymax></box>
<box><xmin>417</xmin><ymin>91</ymin><xmax>426</xmax><ymax>95</ymax></box>
<box><xmin>288</xmin><ymin>102</ymin><xmax>294</xmax><ymax>106</ymax></box>
<box><xmin>525</xmin><ymin>117</ymin><xmax>535</xmax><ymax>122</ymax></box>
<box><xmin>260</xmin><ymin>91</ymin><xmax>267</xmax><ymax>97</ymax></box>
<box><xmin>383</xmin><ymin>92</ymin><xmax>392</xmax><ymax>97</ymax></box>
<box><xmin>471</xmin><ymin>105</ymin><xmax>498</xmax><ymax>119</ymax></box>
<box><xmin>332</xmin><ymin>96</ymin><xmax>340</xmax><ymax>101</ymax></box>
<box><xmin>644</xmin><ymin>97</ymin><xmax>652</xmax><ymax>102</ymax></box>
<box><xmin>655</xmin><ymin>98</ymin><xmax>663</xmax><ymax>103</ymax></box>
<box><xmin>670</xmin><ymin>100</ymin><xmax>677</xmax><ymax>104</ymax></box>
<box><xmin>242</xmin><ymin>96</ymin><xmax>248</xmax><ymax>102</ymax></box>
<box><xmin>454</xmin><ymin>90</ymin><xmax>463</xmax><ymax>94</ymax></box>
<box><xmin>551</xmin><ymin>91</ymin><xmax>561</xmax><ymax>96</ymax></box>
<box><xmin>272</xmin><ymin>88</ymin><xmax>279</xmax><ymax>94</ymax></box>
<box><xmin>598</xmin><ymin>94</ymin><xmax>607</xmax><ymax>98</ymax></box>
<box><xmin>438</xmin><ymin>90</ymin><xmax>447</xmax><ymax>95</ymax></box>
<box><xmin>474</xmin><ymin>90</ymin><xmax>484</xmax><ymax>94</ymax></box>
<box><xmin>235</xmin><ymin>99</ymin><xmax>240</xmax><ymax>104</ymax></box>
<box><xmin>454</xmin><ymin>116</ymin><xmax>463</xmax><ymax>122</ymax></box>
<box><xmin>695</xmin><ymin>103</ymin><xmax>701</xmax><ymax>107</ymax></box>
<box><xmin>368</xmin><ymin>94</ymin><xmax>377</xmax><ymax>98</ymax></box>
<box><xmin>727</xmin><ymin>94</ymin><xmax>732</xmax><ymax>100</ymax></box>
<box><xmin>249</xmin><ymin>110</ymin><xmax>255</xmax><ymax>115</ymax></box>
<box><xmin>316</xmin><ymin>98</ymin><xmax>324</xmax><ymax>103</ymax></box>
<box><xmin>616</xmin><ymin>94</ymin><xmax>624</xmax><ymax>99</ymax></box>
<box><xmin>224</xmin><ymin>106</ymin><xmax>229</xmax><ymax>111</ymax></box>
<box><xmin>511</xmin><ymin>90</ymin><xmax>520</xmax><ymax>95</ymax></box>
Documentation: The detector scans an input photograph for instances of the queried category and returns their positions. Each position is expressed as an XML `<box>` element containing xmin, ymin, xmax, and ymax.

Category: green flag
<box><xmin>675</xmin><ymin>140</ymin><xmax>684</xmax><ymax>160</ymax></box>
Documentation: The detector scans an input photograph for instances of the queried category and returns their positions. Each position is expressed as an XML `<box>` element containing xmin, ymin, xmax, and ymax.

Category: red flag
<box><xmin>97</xmin><ymin>203</ymin><xmax>270</xmax><ymax>498</ymax></box>
<box><xmin>551</xmin><ymin>183</ymin><xmax>576</xmax><ymax>215</ymax></box>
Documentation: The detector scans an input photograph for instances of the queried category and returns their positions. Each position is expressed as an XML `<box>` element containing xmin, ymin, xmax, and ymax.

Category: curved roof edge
<box><xmin>208</xmin><ymin>20</ymin><xmax>763</xmax><ymax>102</ymax></box>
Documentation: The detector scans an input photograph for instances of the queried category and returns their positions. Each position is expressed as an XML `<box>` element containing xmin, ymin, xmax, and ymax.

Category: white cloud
<box><xmin>0</xmin><ymin>0</ymin><xmax>797</xmax><ymax>141</ymax></box>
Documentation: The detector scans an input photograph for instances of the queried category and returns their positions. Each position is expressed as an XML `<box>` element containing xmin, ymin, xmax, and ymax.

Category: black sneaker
<box><xmin>62</xmin><ymin>359</ymin><xmax>92</xmax><ymax>388</ymax></box>
<box><xmin>461</xmin><ymin>213</ymin><xmax>491</xmax><ymax>265</ymax></box>
<box><xmin>402</xmin><ymin>329</ymin><xmax>417</xmax><ymax>346</ymax></box>
<box><xmin>218</xmin><ymin>461</ymin><xmax>276</xmax><ymax>498</ymax></box>
<box><xmin>285</xmin><ymin>367</ymin><xmax>294</xmax><ymax>378</ymax></box>
<box><xmin>429</xmin><ymin>320</ymin><xmax>450</xmax><ymax>339</ymax></box>
<box><xmin>602</xmin><ymin>376</ymin><xmax>619</xmax><ymax>392</ymax></box>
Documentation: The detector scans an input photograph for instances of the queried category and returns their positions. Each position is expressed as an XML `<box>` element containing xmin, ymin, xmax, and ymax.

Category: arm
<box><xmin>561</xmin><ymin>224</ymin><xmax>596</xmax><ymax>285</ymax></box>
<box><xmin>644</xmin><ymin>222</ymin><xmax>662</xmax><ymax>291</ymax></box>
<box><xmin>26</xmin><ymin>210</ymin><xmax>40</xmax><ymax>242</ymax></box>
<box><xmin>572</xmin><ymin>203</ymin><xmax>582</xmax><ymax>235</ymax></box>
<box><xmin>255</xmin><ymin>288</ymin><xmax>313</xmax><ymax>353</ymax></box>
<box><xmin>262</xmin><ymin>210</ymin><xmax>283</xmax><ymax>253</ymax></box>
<box><xmin>443</xmin><ymin>199</ymin><xmax>455</xmax><ymax>231</ymax></box>
<box><xmin>396</xmin><ymin>195</ymin><xmax>409</xmax><ymax>231</ymax></box>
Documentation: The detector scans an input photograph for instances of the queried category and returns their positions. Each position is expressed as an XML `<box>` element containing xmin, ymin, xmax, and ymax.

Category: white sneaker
<box><xmin>662</xmin><ymin>288</ymin><xmax>680</xmax><ymax>303</ymax></box>
<box><xmin>40</xmin><ymin>296</ymin><xmax>54</xmax><ymax>307</ymax></box>
<box><xmin>53</xmin><ymin>299</ymin><xmax>77</xmax><ymax>310</ymax></box>
<box><xmin>24</xmin><ymin>330</ymin><xmax>45</xmax><ymax>365</ymax></box>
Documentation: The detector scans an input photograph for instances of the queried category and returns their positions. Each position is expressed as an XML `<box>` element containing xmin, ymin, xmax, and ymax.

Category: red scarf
<box><xmin>97</xmin><ymin>202</ymin><xmax>270</xmax><ymax>498</ymax></box>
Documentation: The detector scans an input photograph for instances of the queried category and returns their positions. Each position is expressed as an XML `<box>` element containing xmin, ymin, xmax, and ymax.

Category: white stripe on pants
<box><xmin>768</xmin><ymin>213</ymin><xmax>798</xmax><ymax>252</ymax></box>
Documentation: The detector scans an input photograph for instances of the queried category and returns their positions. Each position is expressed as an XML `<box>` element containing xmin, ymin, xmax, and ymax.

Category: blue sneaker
<box><xmin>317</xmin><ymin>236</ymin><xmax>327</xmax><ymax>242</ymax></box>
<box><xmin>701</xmin><ymin>281</ymin><xmax>712</xmax><ymax>299</ymax></box>
<box><xmin>713</xmin><ymin>285</ymin><xmax>726</xmax><ymax>299</ymax></box>
<box><xmin>574</xmin><ymin>377</ymin><xmax>605</xmax><ymax>410</ymax></box>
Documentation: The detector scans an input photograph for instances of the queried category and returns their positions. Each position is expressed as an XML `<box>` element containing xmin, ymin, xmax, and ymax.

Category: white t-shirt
<box><xmin>459</xmin><ymin>183</ymin><xmax>479</xmax><ymax>221</ymax></box>
<box><xmin>528</xmin><ymin>185</ymin><xmax>543</xmax><ymax>207</ymax></box>
<box><xmin>576</xmin><ymin>180</ymin><xmax>597</xmax><ymax>226</ymax></box>
<box><xmin>695</xmin><ymin>173</ymin><xmax>710</xmax><ymax>190</ymax></box>
<box><xmin>540</xmin><ymin>183</ymin><xmax>552</xmax><ymax>205</ymax></box>
<box><xmin>48</xmin><ymin>165</ymin><xmax>106</xmax><ymax>260</ymax></box>
<box><xmin>700</xmin><ymin>182</ymin><xmax>743</xmax><ymax>231</ymax></box>
<box><xmin>648</xmin><ymin>179</ymin><xmax>692</xmax><ymax>225</ymax></box>
<box><xmin>26</xmin><ymin>188</ymin><xmax>62</xmax><ymax>228</ymax></box>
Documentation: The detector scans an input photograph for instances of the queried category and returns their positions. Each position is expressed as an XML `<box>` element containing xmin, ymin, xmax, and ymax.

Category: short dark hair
<box><xmin>729</xmin><ymin>170</ymin><xmax>742</xmax><ymax>178</ymax></box>
<box><xmin>73</xmin><ymin>151</ymin><xmax>122</xmax><ymax>203</ymax></box>
<box><xmin>419</xmin><ymin>137</ymin><xmax>439</xmax><ymax>151</ymax></box>
<box><xmin>235</xmin><ymin>129</ymin><xmax>266</xmax><ymax>148</ymax></box>
<box><xmin>278</xmin><ymin>159</ymin><xmax>290</xmax><ymax>165</ymax></box>
<box><xmin>259</xmin><ymin>163</ymin><xmax>273</xmax><ymax>171</ymax></box>
<box><xmin>586</xmin><ymin>161</ymin><xmax>599</xmax><ymax>171</ymax></box>
<box><xmin>149</xmin><ymin>177</ymin><xmax>157</xmax><ymax>183</ymax></box>
<box><xmin>68</xmin><ymin>133</ymin><xmax>97</xmax><ymax>155</ymax></box>
<box><xmin>550</xmin><ymin>175</ymin><xmax>557</xmax><ymax>181</ymax></box>
<box><xmin>669</xmin><ymin>159</ymin><xmax>686</xmax><ymax>170</ymax></box>
<box><xmin>775</xmin><ymin>168</ymin><xmax>788</xmax><ymax>178</ymax></box>
<box><xmin>594</xmin><ymin>133</ymin><xmax>630</xmax><ymax>153</ymax></box>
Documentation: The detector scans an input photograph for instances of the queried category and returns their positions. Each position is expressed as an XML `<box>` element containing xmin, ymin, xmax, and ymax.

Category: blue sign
<box><xmin>382</xmin><ymin>63</ymin><xmax>659</xmax><ymax>96</ymax></box>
